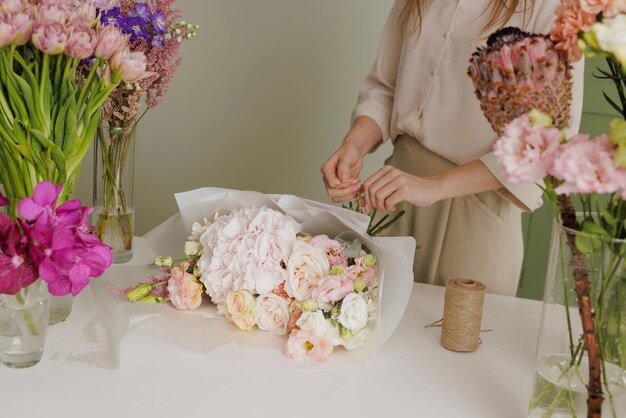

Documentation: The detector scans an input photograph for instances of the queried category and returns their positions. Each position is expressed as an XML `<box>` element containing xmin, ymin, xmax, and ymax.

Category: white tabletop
<box><xmin>2</xmin><ymin>238</ymin><xmax>542</xmax><ymax>418</ymax></box>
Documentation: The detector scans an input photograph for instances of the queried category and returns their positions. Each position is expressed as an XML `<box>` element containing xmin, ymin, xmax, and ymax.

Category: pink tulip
<box><xmin>1</xmin><ymin>0</ymin><xmax>22</xmax><ymax>15</ymax></box>
<box><xmin>111</xmin><ymin>48</ymin><xmax>153</xmax><ymax>83</ymax></box>
<box><xmin>11</xmin><ymin>12</ymin><xmax>33</xmax><ymax>46</ymax></box>
<box><xmin>65</xmin><ymin>24</ymin><xmax>97</xmax><ymax>60</ymax></box>
<box><xmin>31</xmin><ymin>20</ymin><xmax>68</xmax><ymax>55</ymax></box>
<box><xmin>0</xmin><ymin>14</ymin><xmax>15</xmax><ymax>48</ymax></box>
<box><xmin>94</xmin><ymin>25</ymin><xmax>126</xmax><ymax>60</ymax></box>
<box><xmin>37</xmin><ymin>5</ymin><xmax>67</xmax><ymax>24</ymax></box>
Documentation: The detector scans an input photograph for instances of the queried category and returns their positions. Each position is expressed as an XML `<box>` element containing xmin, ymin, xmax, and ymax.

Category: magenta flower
<box><xmin>0</xmin><ymin>191</ymin><xmax>7</xmax><ymax>207</ymax></box>
<box><xmin>18</xmin><ymin>181</ymin><xmax>61</xmax><ymax>222</ymax></box>
<box><xmin>0</xmin><ymin>214</ymin><xmax>38</xmax><ymax>295</ymax></box>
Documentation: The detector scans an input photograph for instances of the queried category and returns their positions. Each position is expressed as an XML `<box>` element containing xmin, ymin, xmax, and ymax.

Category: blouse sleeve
<box><xmin>351</xmin><ymin>0</ymin><xmax>405</xmax><ymax>142</ymax></box>
<box><xmin>479</xmin><ymin>4</ymin><xmax>585</xmax><ymax>212</ymax></box>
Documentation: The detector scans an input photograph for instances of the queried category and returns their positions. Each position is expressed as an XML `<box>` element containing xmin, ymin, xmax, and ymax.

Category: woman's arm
<box><xmin>362</xmin><ymin>159</ymin><xmax>503</xmax><ymax>212</ymax></box>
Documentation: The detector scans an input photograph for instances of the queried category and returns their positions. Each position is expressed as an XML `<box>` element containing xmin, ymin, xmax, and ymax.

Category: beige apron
<box><xmin>383</xmin><ymin>135</ymin><xmax>523</xmax><ymax>296</ymax></box>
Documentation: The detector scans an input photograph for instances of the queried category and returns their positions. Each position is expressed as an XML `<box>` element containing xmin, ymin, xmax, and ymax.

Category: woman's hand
<box><xmin>362</xmin><ymin>165</ymin><xmax>441</xmax><ymax>212</ymax></box>
<box><xmin>321</xmin><ymin>143</ymin><xmax>364</xmax><ymax>203</ymax></box>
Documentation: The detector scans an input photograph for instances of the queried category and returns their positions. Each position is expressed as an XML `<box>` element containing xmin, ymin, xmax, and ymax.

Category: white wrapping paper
<box><xmin>50</xmin><ymin>188</ymin><xmax>415</xmax><ymax>369</ymax></box>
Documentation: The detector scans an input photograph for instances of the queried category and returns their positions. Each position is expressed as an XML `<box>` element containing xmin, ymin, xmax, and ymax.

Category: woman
<box><xmin>321</xmin><ymin>0</ymin><xmax>583</xmax><ymax>296</ymax></box>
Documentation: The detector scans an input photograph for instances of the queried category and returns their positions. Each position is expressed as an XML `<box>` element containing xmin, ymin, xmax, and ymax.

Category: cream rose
<box><xmin>256</xmin><ymin>293</ymin><xmax>291</xmax><ymax>335</ymax></box>
<box><xmin>225</xmin><ymin>289</ymin><xmax>258</xmax><ymax>331</ymax></box>
<box><xmin>285</xmin><ymin>240</ymin><xmax>330</xmax><ymax>301</ymax></box>
<box><xmin>338</xmin><ymin>293</ymin><xmax>368</xmax><ymax>331</ymax></box>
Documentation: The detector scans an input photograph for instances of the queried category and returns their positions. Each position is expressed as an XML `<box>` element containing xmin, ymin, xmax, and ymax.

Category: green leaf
<box><xmin>341</xmin><ymin>239</ymin><xmax>362</xmax><ymax>258</ymax></box>
<box><xmin>575</xmin><ymin>233</ymin><xmax>596</xmax><ymax>254</ymax></box>
<box><xmin>580</xmin><ymin>219</ymin><xmax>610</xmax><ymax>237</ymax></box>
<box><xmin>603</xmin><ymin>207</ymin><xmax>618</xmax><ymax>226</ymax></box>
<box><xmin>29</xmin><ymin>128</ymin><xmax>66</xmax><ymax>183</ymax></box>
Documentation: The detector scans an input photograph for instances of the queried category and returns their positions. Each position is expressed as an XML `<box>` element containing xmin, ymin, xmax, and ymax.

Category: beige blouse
<box><xmin>353</xmin><ymin>0</ymin><xmax>584</xmax><ymax>211</ymax></box>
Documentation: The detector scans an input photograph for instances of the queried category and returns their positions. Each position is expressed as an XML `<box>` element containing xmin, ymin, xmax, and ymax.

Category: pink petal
<box><xmin>18</xmin><ymin>197</ymin><xmax>44</xmax><ymax>221</ymax></box>
<box><xmin>0</xmin><ymin>191</ymin><xmax>7</xmax><ymax>207</ymax></box>
<box><xmin>33</xmin><ymin>181</ymin><xmax>59</xmax><ymax>208</ymax></box>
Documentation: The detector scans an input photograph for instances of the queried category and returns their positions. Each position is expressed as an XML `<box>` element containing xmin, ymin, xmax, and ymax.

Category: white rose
<box><xmin>285</xmin><ymin>240</ymin><xmax>330</xmax><ymax>301</ymax></box>
<box><xmin>296</xmin><ymin>310</ymin><xmax>339</xmax><ymax>343</ymax></box>
<box><xmin>593</xmin><ymin>15</ymin><xmax>626</xmax><ymax>65</ymax></box>
<box><xmin>255</xmin><ymin>293</ymin><xmax>291</xmax><ymax>335</ymax></box>
<box><xmin>338</xmin><ymin>293</ymin><xmax>368</xmax><ymax>331</ymax></box>
<box><xmin>225</xmin><ymin>289</ymin><xmax>258</xmax><ymax>331</ymax></box>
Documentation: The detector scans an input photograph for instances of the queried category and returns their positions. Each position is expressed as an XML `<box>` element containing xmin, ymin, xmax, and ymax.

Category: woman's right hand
<box><xmin>321</xmin><ymin>143</ymin><xmax>364</xmax><ymax>203</ymax></box>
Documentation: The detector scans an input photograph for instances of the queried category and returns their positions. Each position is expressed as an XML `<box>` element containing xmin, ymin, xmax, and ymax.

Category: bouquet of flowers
<box><xmin>0</xmin><ymin>0</ymin><xmax>149</xmax><ymax>217</ymax></box>
<box><xmin>92</xmin><ymin>0</ymin><xmax>197</xmax><ymax>259</ymax></box>
<box><xmin>116</xmin><ymin>206</ymin><xmax>380</xmax><ymax>363</ymax></box>
<box><xmin>468</xmin><ymin>2</ymin><xmax>626</xmax><ymax>416</ymax></box>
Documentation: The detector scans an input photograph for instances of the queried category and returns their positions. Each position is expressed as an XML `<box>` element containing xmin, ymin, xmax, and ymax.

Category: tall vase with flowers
<box><xmin>0</xmin><ymin>182</ymin><xmax>112</xmax><ymax>368</ymax></box>
<box><xmin>92</xmin><ymin>0</ymin><xmax>198</xmax><ymax>263</ymax></box>
<box><xmin>0</xmin><ymin>0</ymin><xmax>150</xmax><ymax>322</ymax></box>
<box><xmin>468</xmin><ymin>1</ymin><xmax>626</xmax><ymax>416</ymax></box>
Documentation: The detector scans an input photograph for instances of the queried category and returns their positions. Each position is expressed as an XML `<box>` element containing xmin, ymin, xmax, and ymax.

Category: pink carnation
<box><xmin>309</xmin><ymin>234</ymin><xmax>348</xmax><ymax>268</ymax></box>
<box><xmin>580</xmin><ymin>0</ymin><xmax>612</xmax><ymax>14</ymax></box>
<box><xmin>494</xmin><ymin>114</ymin><xmax>563</xmax><ymax>184</ymax></box>
<box><xmin>551</xmin><ymin>134</ymin><xmax>625</xmax><ymax>195</ymax></box>
<box><xmin>167</xmin><ymin>264</ymin><xmax>203</xmax><ymax>310</ymax></box>
<box><xmin>550</xmin><ymin>0</ymin><xmax>597</xmax><ymax>62</ymax></box>
<box><xmin>284</xmin><ymin>329</ymin><xmax>333</xmax><ymax>363</ymax></box>
<box><xmin>312</xmin><ymin>274</ymin><xmax>354</xmax><ymax>304</ymax></box>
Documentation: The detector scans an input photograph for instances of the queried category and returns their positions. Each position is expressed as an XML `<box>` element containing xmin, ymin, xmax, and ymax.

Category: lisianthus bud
<box><xmin>139</xmin><ymin>295</ymin><xmax>168</xmax><ymax>304</ymax></box>
<box><xmin>192</xmin><ymin>263</ymin><xmax>201</xmax><ymax>278</ymax></box>
<box><xmin>362</xmin><ymin>254</ymin><xmax>377</xmax><ymax>267</ymax></box>
<box><xmin>329</xmin><ymin>265</ymin><xmax>343</xmax><ymax>275</ymax></box>
<box><xmin>609</xmin><ymin>119</ymin><xmax>626</xmax><ymax>146</ymax></box>
<box><xmin>340</xmin><ymin>325</ymin><xmax>353</xmax><ymax>342</ymax></box>
<box><xmin>614</xmin><ymin>145</ymin><xmax>626</xmax><ymax>169</ymax></box>
<box><xmin>127</xmin><ymin>283</ymin><xmax>154</xmax><ymax>302</ymax></box>
<box><xmin>162</xmin><ymin>256</ymin><xmax>173</xmax><ymax>267</ymax></box>
<box><xmin>353</xmin><ymin>279</ymin><xmax>366</xmax><ymax>293</ymax></box>
<box><xmin>31</xmin><ymin>20</ymin><xmax>68</xmax><ymax>55</ymax></box>
<box><xmin>529</xmin><ymin>109</ymin><xmax>553</xmax><ymax>128</ymax></box>
<box><xmin>154</xmin><ymin>256</ymin><xmax>165</xmax><ymax>266</ymax></box>
<box><xmin>94</xmin><ymin>25</ymin><xmax>126</xmax><ymax>60</ymax></box>
<box><xmin>301</xmin><ymin>299</ymin><xmax>318</xmax><ymax>312</ymax></box>
<box><xmin>184</xmin><ymin>240</ymin><xmax>201</xmax><ymax>257</ymax></box>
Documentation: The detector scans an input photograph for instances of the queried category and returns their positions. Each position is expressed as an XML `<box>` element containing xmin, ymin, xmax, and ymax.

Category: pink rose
<box><xmin>31</xmin><ymin>20</ymin><xmax>67</xmax><ymax>55</ymax></box>
<box><xmin>111</xmin><ymin>48</ymin><xmax>153</xmax><ymax>83</ymax></box>
<box><xmin>65</xmin><ymin>24</ymin><xmax>97</xmax><ymax>60</ymax></box>
<box><xmin>167</xmin><ymin>265</ymin><xmax>203</xmax><ymax>310</ymax></box>
<box><xmin>284</xmin><ymin>329</ymin><xmax>333</xmax><ymax>363</ymax></box>
<box><xmin>255</xmin><ymin>293</ymin><xmax>291</xmax><ymax>335</ymax></box>
<box><xmin>551</xmin><ymin>134</ymin><xmax>624</xmax><ymax>195</ymax></box>
<box><xmin>94</xmin><ymin>25</ymin><xmax>126</xmax><ymax>60</ymax></box>
<box><xmin>312</xmin><ymin>274</ymin><xmax>353</xmax><ymax>304</ymax></box>
<box><xmin>494</xmin><ymin>114</ymin><xmax>563</xmax><ymax>184</ymax></box>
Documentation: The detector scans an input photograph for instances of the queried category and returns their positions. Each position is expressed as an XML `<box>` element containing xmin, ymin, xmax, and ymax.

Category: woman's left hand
<box><xmin>361</xmin><ymin>165</ymin><xmax>441</xmax><ymax>212</ymax></box>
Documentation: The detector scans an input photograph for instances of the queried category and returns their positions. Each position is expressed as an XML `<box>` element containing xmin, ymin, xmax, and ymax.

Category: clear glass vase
<box><xmin>93</xmin><ymin>122</ymin><xmax>135</xmax><ymax>264</ymax></box>
<box><xmin>0</xmin><ymin>280</ymin><xmax>49</xmax><ymax>368</ymax></box>
<box><xmin>528</xmin><ymin>220</ymin><xmax>626</xmax><ymax>417</ymax></box>
<box><xmin>48</xmin><ymin>294</ymin><xmax>72</xmax><ymax>325</ymax></box>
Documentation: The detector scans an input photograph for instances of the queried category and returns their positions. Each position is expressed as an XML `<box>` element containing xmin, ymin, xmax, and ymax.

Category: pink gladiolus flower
<box><xmin>167</xmin><ymin>264</ymin><xmax>203</xmax><ymax>310</ymax></box>
<box><xmin>493</xmin><ymin>114</ymin><xmax>563</xmax><ymax>184</ymax></box>
<box><xmin>111</xmin><ymin>48</ymin><xmax>153</xmax><ymax>83</ymax></box>
<box><xmin>312</xmin><ymin>274</ymin><xmax>354</xmax><ymax>304</ymax></box>
<box><xmin>94</xmin><ymin>25</ymin><xmax>126</xmax><ymax>60</ymax></box>
<box><xmin>65</xmin><ymin>24</ymin><xmax>97</xmax><ymax>60</ymax></box>
<box><xmin>551</xmin><ymin>134</ymin><xmax>624</xmax><ymax>195</ymax></box>
<box><xmin>31</xmin><ymin>20</ymin><xmax>68</xmax><ymax>55</ymax></box>
<box><xmin>284</xmin><ymin>329</ymin><xmax>333</xmax><ymax>362</ymax></box>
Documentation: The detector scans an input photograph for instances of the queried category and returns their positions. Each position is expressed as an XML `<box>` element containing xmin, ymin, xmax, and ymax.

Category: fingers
<box><xmin>326</xmin><ymin>179</ymin><xmax>361</xmax><ymax>203</ymax></box>
<box><xmin>321</xmin><ymin>153</ymin><xmax>342</xmax><ymax>189</ymax></box>
<box><xmin>362</xmin><ymin>166</ymin><xmax>401</xmax><ymax>212</ymax></box>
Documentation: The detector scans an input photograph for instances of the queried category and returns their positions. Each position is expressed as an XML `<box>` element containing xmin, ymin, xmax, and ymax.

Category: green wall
<box><xmin>516</xmin><ymin>56</ymin><xmax>620</xmax><ymax>300</ymax></box>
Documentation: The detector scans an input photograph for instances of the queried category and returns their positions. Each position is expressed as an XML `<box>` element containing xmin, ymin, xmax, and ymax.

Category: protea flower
<box><xmin>468</xmin><ymin>27</ymin><xmax>573</xmax><ymax>136</ymax></box>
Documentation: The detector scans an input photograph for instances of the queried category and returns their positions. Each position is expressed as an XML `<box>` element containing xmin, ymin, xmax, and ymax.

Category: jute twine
<box><xmin>426</xmin><ymin>279</ymin><xmax>487</xmax><ymax>352</ymax></box>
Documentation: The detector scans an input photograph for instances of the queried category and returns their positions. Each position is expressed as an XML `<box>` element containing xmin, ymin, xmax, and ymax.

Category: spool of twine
<box><xmin>440</xmin><ymin>279</ymin><xmax>486</xmax><ymax>352</ymax></box>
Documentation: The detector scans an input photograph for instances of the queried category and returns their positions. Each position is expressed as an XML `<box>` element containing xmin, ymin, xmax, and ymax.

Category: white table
<box><xmin>2</xmin><ymin>238</ymin><xmax>542</xmax><ymax>418</ymax></box>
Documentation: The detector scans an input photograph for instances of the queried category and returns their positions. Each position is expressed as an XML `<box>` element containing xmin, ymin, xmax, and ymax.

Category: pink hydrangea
<box><xmin>284</xmin><ymin>329</ymin><xmax>333</xmax><ymax>363</ymax></box>
<box><xmin>550</xmin><ymin>0</ymin><xmax>597</xmax><ymax>62</ymax></box>
<box><xmin>494</xmin><ymin>114</ymin><xmax>563</xmax><ymax>184</ymax></box>
<box><xmin>167</xmin><ymin>264</ymin><xmax>203</xmax><ymax>310</ymax></box>
<box><xmin>551</xmin><ymin>134</ymin><xmax>625</xmax><ymax>195</ymax></box>
<box><xmin>312</xmin><ymin>274</ymin><xmax>354</xmax><ymax>304</ymax></box>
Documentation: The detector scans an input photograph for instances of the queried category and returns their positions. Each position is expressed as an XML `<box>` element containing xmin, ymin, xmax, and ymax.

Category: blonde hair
<box><xmin>400</xmin><ymin>0</ymin><xmax>535</xmax><ymax>35</ymax></box>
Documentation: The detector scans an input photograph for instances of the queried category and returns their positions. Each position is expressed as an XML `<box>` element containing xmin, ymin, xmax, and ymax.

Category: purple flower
<box><xmin>129</xmin><ymin>3</ymin><xmax>152</xmax><ymax>22</ymax></box>
<box><xmin>101</xmin><ymin>7</ymin><xmax>122</xmax><ymax>27</ymax></box>
<box><xmin>18</xmin><ymin>181</ymin><xmax>62</xmax><ymax>223</ymax></box>
<box><xmin>152</xmin><ymin>11</ymin><xmax>166</xmax><ymax>33</ymax></box>
<box><xmin>151</xmin><ymin>34</ymin><xmax>164</xmax><ymax>47</ymax></box>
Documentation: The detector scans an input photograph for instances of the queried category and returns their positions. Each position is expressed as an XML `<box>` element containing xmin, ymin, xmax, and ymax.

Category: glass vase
<box><xmin>93</xmin><ymin>122</ymin><xmax>135</xmax><ymax>264</ymax></box>
<box><xmin>528</xmin><ymin>220</ymin><xmax>626</xmax><ymax>417</ymax></box>
<box><xmin>48</xmin><ymin>294</ymin><xmax>72</xmax><ymax>325</ymax></box>
<box><xmin>0</xmin><ymin>280</ymin><xmax>49</xmax><ymax>368</ymax></box>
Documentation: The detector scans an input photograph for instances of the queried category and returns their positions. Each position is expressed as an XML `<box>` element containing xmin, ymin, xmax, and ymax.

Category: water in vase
<box><xmin>94</xmin><ymin>207</ymin><xmax>134</xmax><ymax>263</ymax></box>
<box><xmin>528</xmin><ymin>354</ymin><xmax>626</xmax><ymax>418</ymax></box>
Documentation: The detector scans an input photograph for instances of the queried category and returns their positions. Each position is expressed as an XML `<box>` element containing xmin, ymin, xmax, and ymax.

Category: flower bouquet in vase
<box><xmin>0</xmin><ymin>182</ymin><xmax>112</xmax><ymax>368</ymax></box>
<box><xmin>0</xmin><ymin>0</ymin><xmax>150</xmax><ymax>322</ymax></box>
<box><xmin>92</xmin><ymin>0</ymin><xmax>198</xmax><ymax>263</ymax></box>
<box><xmin>468</xmin><ymin>1</ymin><xmax>626</xmax><ymax>415</ymax></box>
